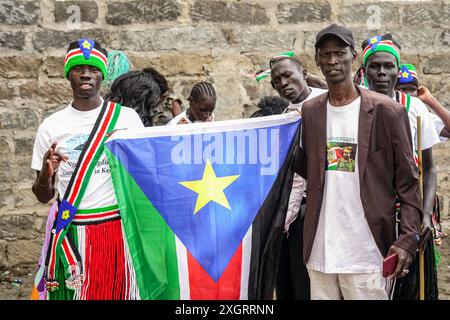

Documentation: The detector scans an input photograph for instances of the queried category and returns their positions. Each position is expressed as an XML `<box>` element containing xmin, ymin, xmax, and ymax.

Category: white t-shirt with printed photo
<box><xmin>306</xmin><ymin>97</ymin><xmax>384</xmax><ymax>273</ymax></box>
<box><xmin>31</xmin><ymin>99</ymin><xmax>144</xmax><ymax>209</ymax></box>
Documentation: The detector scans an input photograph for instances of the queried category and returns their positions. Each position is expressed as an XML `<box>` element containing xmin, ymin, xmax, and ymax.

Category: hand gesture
<box><xmin>39</xmin><ymin>142</ymin><xmax>68</xmax><ymax>184</ymax></box>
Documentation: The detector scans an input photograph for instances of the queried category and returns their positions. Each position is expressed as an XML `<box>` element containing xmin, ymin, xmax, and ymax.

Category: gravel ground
<box><xmin>1</xmin><ymin>220</ymin><xmax>449</xmax><ymax>300</ymax></box>
<box><xmin>0</xmin><ymin>264</ymin><xmax>35</xmax><ymax>300</ymax></box>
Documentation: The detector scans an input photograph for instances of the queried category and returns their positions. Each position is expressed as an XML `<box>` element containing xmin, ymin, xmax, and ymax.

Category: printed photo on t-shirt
<box><xmin>58</xmin><ymin>134</ymin><xmax>110</xmax><ymax>177</ymax></box>
<box><xmin>326</xmin><ymin>140</ymin><xmax>357</xmax><ymax>172</ymax></box>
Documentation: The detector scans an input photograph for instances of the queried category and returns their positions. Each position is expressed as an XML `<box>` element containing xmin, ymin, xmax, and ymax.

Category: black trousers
<box><xmin>276</xmin><ymin>203</ymin><xmax>310</xmax><ymax>300</ymax></box>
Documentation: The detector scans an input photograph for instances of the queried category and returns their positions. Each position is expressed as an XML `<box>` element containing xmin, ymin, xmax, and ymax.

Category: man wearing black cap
<box><xmin>296</xmin><ymin>24</ymin><xmax>422</xmax><ymax>299</ymax></box>
<box><xmin>31</xmin><ymin>38</ymin><xmax>144</xmax><ymax>299</ymax></box>
<box><xmin>269</xmin><ymin>54</ymin><xmax>326</xmax><ymax>300</ymax></box>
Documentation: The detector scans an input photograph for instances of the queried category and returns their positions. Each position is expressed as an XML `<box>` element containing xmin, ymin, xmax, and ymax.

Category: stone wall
<box><xmin>1</xmin><ymin>0</ymin><xmax>449</xmax><ymax>268</ymax></box>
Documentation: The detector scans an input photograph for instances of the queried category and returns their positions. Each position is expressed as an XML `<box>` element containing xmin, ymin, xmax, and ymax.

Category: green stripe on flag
<box><xmin>106</xmin><ymin>149</ymin><xmax>181</xmax><ymax>300</ymax></box>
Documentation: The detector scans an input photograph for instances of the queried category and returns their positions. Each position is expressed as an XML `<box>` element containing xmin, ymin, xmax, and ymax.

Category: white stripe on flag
<box><xmin>175</xmin><ymin>235</ymin><xmax>190</xmax><ymax>299</ymax></box>
<box><xmin>240</xmin><ymin>225</ymin><xmax>252</xmax><ymax>300</ymax></box>
<box><xmin>107</xmin><ymin>112</ymin><xmax>301</xmax><ymax>141</ymax></box>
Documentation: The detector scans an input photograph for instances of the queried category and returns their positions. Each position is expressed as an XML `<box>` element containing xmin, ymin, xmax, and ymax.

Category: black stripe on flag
<box><xmin>248</xmin><ymin>121</ymin><xmax>301</xmax><ymax>300</ymax></box>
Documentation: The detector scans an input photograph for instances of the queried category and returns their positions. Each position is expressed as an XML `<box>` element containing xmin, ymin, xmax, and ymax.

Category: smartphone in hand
<box><xmin>382</xmin><ymin>253</ymin><xmax>398</xmax><ymax>278</ymax></box>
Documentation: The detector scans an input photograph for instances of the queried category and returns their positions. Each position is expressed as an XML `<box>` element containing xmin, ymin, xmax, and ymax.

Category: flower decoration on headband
<box><xmin>362</xmin><ymin>35</ymin><xmax>401</xmax><ymax>66</ymax></box>
<box><xmin>368</xmin><ymin>36</ymin><xmax>382</xmax><ymax>51</ymax></box>
<box><xmin>78</xmin><ymin>38</ymin><xmax>95</xmax><ymax>60</ymax></box>
<box><xmin>64</xmin><ymin>38</ymin><xmax>108</xmax><ymax>79</ymax></box>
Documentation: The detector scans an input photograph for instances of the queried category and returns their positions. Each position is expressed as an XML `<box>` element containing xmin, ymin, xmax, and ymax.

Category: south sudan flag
<box><xmin>105</xmin><ymin>113</ymin><xmax>301</xmax><ymax>299</ymax></box>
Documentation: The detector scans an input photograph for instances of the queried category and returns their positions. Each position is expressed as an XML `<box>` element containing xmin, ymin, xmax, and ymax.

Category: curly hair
<box><xmin>250</xmin><ymin>96</ymin><xmax>289</xmax><ymax>118</ymax></box>
<box><xmin>105</xmin><ymin>71</ymin><xmax>161</xmax><ymax>126</ymax></box>
<box><xmin>143</xmin><ymin>67</ymin><xmax>169</xmax><ymax>96</ymax></box>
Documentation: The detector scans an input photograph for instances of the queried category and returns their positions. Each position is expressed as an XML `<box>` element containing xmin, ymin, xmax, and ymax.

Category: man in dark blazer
<box><xmin>296</xmin><ymin>24</ymin><xmax>422</xmax><ymax>300</ymax></box>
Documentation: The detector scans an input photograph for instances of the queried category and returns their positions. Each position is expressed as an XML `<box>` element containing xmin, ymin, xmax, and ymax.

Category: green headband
<box><xmin>362</xmin><ymin>37</ymin><xmax>400</xmax><ymax>66</ymax></box>
<box><xmin>64</xmin><ymin>39</ymin><xmax>108</xmax><ymax>79</ymax></box>
<box><xmin>256</xmin><ymin>70</ymin><xmax>271</xmax><ymax>82</ymax></box>
<box><xmin>255</xmin><ymin>51</ymin><xmax>297</xmax><ymax>82</ymax></box>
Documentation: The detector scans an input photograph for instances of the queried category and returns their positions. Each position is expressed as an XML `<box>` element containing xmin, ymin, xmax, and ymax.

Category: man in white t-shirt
<box><xmin>270</xmin><ymin>55</ymin><xmax>326</xmax><ymax>300</ymax></box>
<box><xmin>297</xmin><ymin>24</ymin><xmax>422</xmax><ymax>300</ymax></box>
<box><xmin>31</xmin><ymin>38</ymin><xmax>143</xmax><ymax>300</ymax></box>
<box><xmin>361</xmin><ymin>34</ymin><xmax>440</xmax><ymax>246</ymax></box>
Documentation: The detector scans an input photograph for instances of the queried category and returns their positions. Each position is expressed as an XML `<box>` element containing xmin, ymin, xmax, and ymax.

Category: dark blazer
<box><xmin>297</xmin><ymin>86</ymin><xmax>422</xmax><ymax>263</ymax></box>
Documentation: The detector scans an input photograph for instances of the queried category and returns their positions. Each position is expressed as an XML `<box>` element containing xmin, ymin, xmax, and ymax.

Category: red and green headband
<box><xmin>255</xmin><ymin>51</ymin><xmax>296</xmax><ymax>82</ymax></box>
<box><xmin>64</xmin><ymin>38</ymin><xmax>108</xmax><ymax>79</ymax></box>
<box><xmin>362</xmin><ymin>36</ymin><xmax>401</xmax><ymax>66</ymax></box>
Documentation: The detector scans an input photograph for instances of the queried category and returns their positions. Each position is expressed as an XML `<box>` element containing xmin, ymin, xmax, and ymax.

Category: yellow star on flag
<box><xmin>370</xmin><ymin>37</ymin><xmax>378</xmax><ymax>44</ymax></box>
<box><xmin>402</xmin><ymin>71</ymin><xmax>409</xmax><ymax>78</ymax></box>
<box><xmin>62</xmin><ymin>210</ymin><xmax>70</xmax><ymax>220</ymax></box>
<box><xmin>82</xmin><ymin>40</ymin><xmax>91</xmax><ymax>49</ymax></box>
<box><xmin>179</xmin><ymin>159</ymin><xmax>240</xmax><ymax>215</ymax></box>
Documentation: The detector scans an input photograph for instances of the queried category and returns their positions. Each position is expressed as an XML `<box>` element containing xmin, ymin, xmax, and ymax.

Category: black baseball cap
<box><xmin>315</xmin><ymin>23</ymin><xmax>355</xmax><ymax>49</ymax></box>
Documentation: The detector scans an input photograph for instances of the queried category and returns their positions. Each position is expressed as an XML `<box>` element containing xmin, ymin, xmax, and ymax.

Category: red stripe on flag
<box><xmin>69</xmin><ymin>103</ymin><xmax>115</xmax><ymax>204</ymax></box>
<box><xmin>187</xmin><ymin>243</ymin><xmax>243</xmax><ymax>300</ymax></box>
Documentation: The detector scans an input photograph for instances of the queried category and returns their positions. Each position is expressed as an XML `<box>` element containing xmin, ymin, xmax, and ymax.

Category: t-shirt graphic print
<box><xmin>326</xmin><ymin>140</ymin><xmax>357</xmax><ymax>172</ymax></box>
<box><xmin>58</xmin><ymin>134</ymin><xmax>110</xmax><ymax>178</ymax></box>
